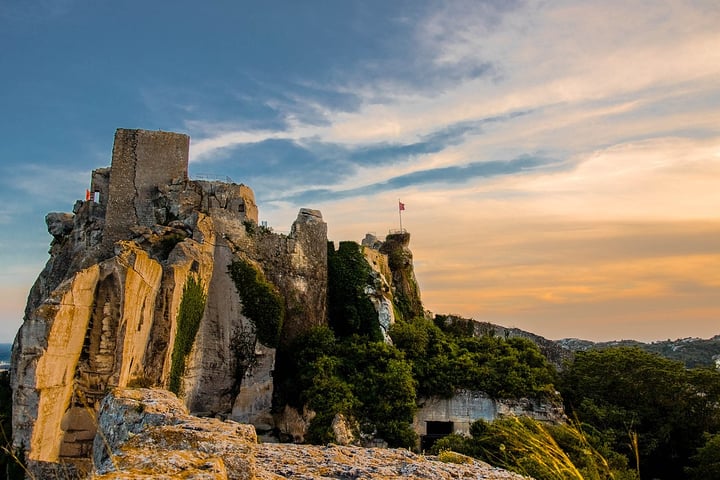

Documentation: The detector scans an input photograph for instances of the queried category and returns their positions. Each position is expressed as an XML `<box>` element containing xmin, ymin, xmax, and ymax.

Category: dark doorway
<box><xmin>421</xmin><ymin>421</ymin><xmax>454</xmax><ymax>451</ymax></box>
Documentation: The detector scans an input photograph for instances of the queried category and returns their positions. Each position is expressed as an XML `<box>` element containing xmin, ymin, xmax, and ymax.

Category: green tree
<box><xmin>389</xmin><ymin>318</ymin><xmax>557</xmax><ymax>400</ymax></box>
<box><xmin>228</xmin><ymin>259</ymin><xmax>284</xmax><ymax>347</ymax></box>
<box><xmin>686</xmin><ymin>433</ymin><xmax>720</xmax><ymax>479</ymax></box>
<box><xmin>281</xmin><ymin>328</ymin><xmax>417</xmax><ymax>448</ymax></box>
<box><xmin>559</xmin><ymin>347</ymin><xmax>720</xmax><ymax>479</ymax></box>
<box><xmin>327</xmin><ymin>241</ymin><xmax>382</xmax><ymax>341</ymax></box>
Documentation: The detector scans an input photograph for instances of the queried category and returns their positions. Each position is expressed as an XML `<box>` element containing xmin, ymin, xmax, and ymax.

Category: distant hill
<box><xmin>0</xmin><ymin>343</ymin><xmax>10</xmax><ymax>369</ymax></box>
<box><xmin>454</xmin><ymin>316</ymin><xmax>720</xmax><ymax>370</ymax></box>
<box><xmin>557</xmin><ymin>335</ymin><xmax>720</xmax><ymax>368</ymax></box>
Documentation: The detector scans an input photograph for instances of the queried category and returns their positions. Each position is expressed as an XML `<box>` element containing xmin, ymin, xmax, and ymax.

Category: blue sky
<box><xmin>1</xmin><ymin>0</ymin><xmax>719</xmax><ymax>343</ymax></box>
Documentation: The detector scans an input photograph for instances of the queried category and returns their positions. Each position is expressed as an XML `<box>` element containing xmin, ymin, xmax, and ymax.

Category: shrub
<box><xmin>282</xmin><ymin>328</ymin><xmax>417</xmax><ymax>448</ymax></box>
<box><xmin>438</xmin><ymin>450</ymin><xmax>474</xmax><ymax>465</ymax></box>
<box><xmin>228</xmin><ymin>259</ymin><xmax>285</xmax><ymax>347</ymax></box>
<box><xmin>434</xmin><ymin>417</ymin><xmax>638</xmax><ymax>480</ymax></box>
<box><xmin>559</xmin><ymin>347</ymin><xmax>720</xmax><ymax>479</ymax></box>
<box><xmin>389</xmin><ymin>318</ymin><xmax>557</xmax><ymax>399</ymax></box>
<box><xmin>168</xmin><ymin>275</ymin><xmax>207</xmax><ymax>395</ymax></box>
<box><xmin>327</xmin><ymin>241</ymin><xmax>382</xmax><ymax>341</ymax></box>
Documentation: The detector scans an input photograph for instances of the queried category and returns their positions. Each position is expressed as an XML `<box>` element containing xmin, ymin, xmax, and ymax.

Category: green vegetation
<box><xmin>228</xmin><ymin>259</ymin><xmax>284</xmax><ymax>348</ymax></box>
<box><xmin>686</xmin><ymin>433</ymin><xmax>720</xmax><ymax>479</ymax></box>
<box><xmin>574</xmin><ymin>337</ymin><xmax>720</xmax><ymax>368</ymax></box>
<box><xmin>230</xmin><ymin>326</ymin><xmax>258</xmax><ymax>390</ymax></box>
<box><xmin>168</xmin><ymin>276</ymin><xmax>207</xmax><ymax>395</ymax></box>
<box><xmin>278</xmin><ymin>242</ymin><xmax>558</xmax><ymax>449</ymax></box>
<box><xmin>283</xmin><ymin>327</ymin><xmax>418</xmax><ymax>448</ymax></box>
<box><xmin>327</xmin><ymin>241</ymin><xmax>382</xmax><ymax>341</ymax></box>
<box><xmin>242</xmin><ymin>219</ymin><xmax>273</xmax><ymax>236</ymax></box>
<box><xmin>390</xmin><ymin>317</ymin><xmax>557</xmax><ymax>399</ymax></box>
<box><xmin>437</xmin><ymin>450</ymin><xmax>473</xmax><ymax>465</ymax></box>
<box><xmin>558</xmin><ymin>347</ymin><xmax>720</xmax><ymax>479</ymax></box>
<box><xmin>280</xmin><ymin>236</ymin><xmax>719</xmax><ymax>479</ymax></box>
<box><xmin>433</xmin><ymin>417</ymin><xmax>638</xmax><ymax>480</ymax></box>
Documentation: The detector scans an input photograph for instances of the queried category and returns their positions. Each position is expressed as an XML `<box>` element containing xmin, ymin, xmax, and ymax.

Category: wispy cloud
<box><xmin>282</xmin><ymin>154</ymin><xmax>560</xmax><ymax>203</ymax></box>
<box><xmin>0</xmin><ymin>164</ymin><xmax>88</xmax><ymax>206</ymax></box>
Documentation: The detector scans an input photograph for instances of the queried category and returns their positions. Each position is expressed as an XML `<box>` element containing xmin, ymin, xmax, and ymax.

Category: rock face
<box><xmin>379</xmin><ymin>231</ymin><xmax>424</xmax><ymax>321</ymax></box>
<box><xmin>11</xmin><ymin>129</ymin><xmax>328</xmax><ymax>474</ymax></box>
<box><xmin>91</xmin><ymin>388</ymin><xmax>529</xmax><ymax>480</ymax></box>
<box><xmin>361</xmin><ymin>245</ymin><xmax>396</xmax><ymax>341</ymax></box>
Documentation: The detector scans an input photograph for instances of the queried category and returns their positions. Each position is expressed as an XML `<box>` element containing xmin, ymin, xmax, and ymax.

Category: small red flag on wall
<box><xmin>399</xmin><ymin>201</ymin><xmax>405</xmax><ymax>211</ymax></box>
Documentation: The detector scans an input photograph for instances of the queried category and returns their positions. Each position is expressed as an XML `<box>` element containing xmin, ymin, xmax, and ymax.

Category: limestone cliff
<box><xmin>379</xmin><ymin>231</ymin><xmax>424</xmax><ymax>321</ymax></box>
<box><xmin>11</xmin><ymin>129</ymin><xmax>328</xmax><ymax>474</ymax></box>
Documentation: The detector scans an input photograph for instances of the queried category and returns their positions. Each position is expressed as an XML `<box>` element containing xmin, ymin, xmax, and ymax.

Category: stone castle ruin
<box><xmin>11</xmin><ymin>129</ymin><xmax>562</xmax><ymax>477</ymax></box>
<box><xmin>11</xmin><ymin>129</ymin><xmax>328</xmax><ymax>473</ymax></box>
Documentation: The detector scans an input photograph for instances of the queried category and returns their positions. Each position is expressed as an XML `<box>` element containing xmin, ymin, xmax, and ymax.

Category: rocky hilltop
<box><xmin>11</xmin><ymin>129</ymin><xmax>335</xmax><ymax>473</ymax></box>
<box><xmin>10</xmin><ymin>128</ymin><xmax>446</xmax><ymax>476</ymax></box>
<box><xmin>10</xmin><ymin>128</ymin><xmax>559</xmax><ymax>479</ymax></box>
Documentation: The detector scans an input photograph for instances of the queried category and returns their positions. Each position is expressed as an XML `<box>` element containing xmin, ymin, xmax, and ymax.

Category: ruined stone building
<box><xmin>11</xmin><ymin>129</ymin><xmax>328</xmax><ymax>473</ymax></box>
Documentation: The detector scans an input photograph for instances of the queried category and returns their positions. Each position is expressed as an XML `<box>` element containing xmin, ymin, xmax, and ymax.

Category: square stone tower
<box><xmin>102</xmin><ymin>129</ymin><xmax>189</xmax><ymax>252</ymax></box>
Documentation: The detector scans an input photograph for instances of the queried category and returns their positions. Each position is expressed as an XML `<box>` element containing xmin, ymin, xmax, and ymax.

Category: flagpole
<box><xmin>398</xmin><ymin>199</ymin><xmax>403</xmax><ymax>232</ymax></box>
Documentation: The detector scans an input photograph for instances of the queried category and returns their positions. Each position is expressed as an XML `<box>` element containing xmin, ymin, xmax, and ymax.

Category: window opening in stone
<box><xmin>421</xmin><ymin>421</ymin><xmax>454</xmax><ymax>451</ymax></box>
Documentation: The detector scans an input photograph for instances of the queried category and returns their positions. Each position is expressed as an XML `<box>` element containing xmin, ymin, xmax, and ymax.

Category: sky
<box><xmin>1</xmin><ymin>0</ymin><xmax>719</xmax><ymax>343</ymax></box>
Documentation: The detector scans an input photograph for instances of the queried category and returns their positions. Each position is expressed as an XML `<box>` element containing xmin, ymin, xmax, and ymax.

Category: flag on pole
<box><xmin>399</xmin><ymin>201</ymin><xmax>405</xmax><ymax>211</ymax></box>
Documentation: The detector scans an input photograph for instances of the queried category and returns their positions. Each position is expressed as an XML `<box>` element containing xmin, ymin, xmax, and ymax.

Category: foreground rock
<box><xmin>94</xmin><ymin>388</ymin><xmax>529</xmax><ymax>480</ymax></box>
<box><xmin>255</xmin><ymin>443</ymin><xmax>530</xmax><ymax>480</ymax></box>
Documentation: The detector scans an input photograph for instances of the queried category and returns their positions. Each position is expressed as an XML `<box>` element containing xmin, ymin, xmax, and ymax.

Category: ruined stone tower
<box><xmin>102</xmin><ymin>129</ymin><xmax>189</xmax><ymax>254</ymax></box>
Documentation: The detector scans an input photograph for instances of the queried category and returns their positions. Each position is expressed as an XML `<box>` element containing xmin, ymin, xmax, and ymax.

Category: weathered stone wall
<box><xmin>102</xmin><ymin>129</ymin><xmax>189</xmax><ymax>254</ymax></box>
<box><xmin>182</xmin><ymin>233</ymin><xmax>241</xmax><ymax>415</ymax></box>
<box><xmin>193</xmin><ymin>180</ymin><xmax>258</xmax><ymax>224</ymax></box>
<box><xmin>90</xmin><ymin>167</ymin><xmax>110</xmax><ymax>210</ymax></box>
<box><xmin>414</xmin><ymin>390</ymin><xmax>566</xmax><ymax>438</ymax></box>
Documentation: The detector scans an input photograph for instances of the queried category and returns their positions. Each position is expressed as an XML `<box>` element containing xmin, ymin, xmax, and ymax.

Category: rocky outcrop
<box><xmin>379</xmin><ymin>232</ymin><xmax>424</xmax><ymax>321</ymax></box>
<box><xmin>94</xmin><ymin>388</ymin><xmax>257</xmax><ymax>479</ymax></box>
<box><xmin>361</xmin><ymin>245</ymin><xmax>396</xmax><ymax>341</ymax></box>
<box><xmin>92</xmin><ymin>388</ymin><xmax>529</xmax><ymax>480</ymax></box>
<box><xmin>11</xmin><ymin>129</ymin><xmax>328</xmax><ymax>473</ymax></box>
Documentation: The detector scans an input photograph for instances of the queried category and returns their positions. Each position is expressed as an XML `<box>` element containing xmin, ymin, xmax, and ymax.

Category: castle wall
<box><xmin>102</xmin><ymin>129</ymin><xmax>189</xmax><ymax>253</ymax></box>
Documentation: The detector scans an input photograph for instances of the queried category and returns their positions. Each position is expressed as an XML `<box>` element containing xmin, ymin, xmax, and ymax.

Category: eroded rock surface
<box><xmin>11</xmin><ymin>129</ymin><xmax>328</xmax><ymax>474</ymax></box>
<box><xmin>93</xmin><ymin>388</ymin><xmax>530</xmax><ymax>480</ymax></box>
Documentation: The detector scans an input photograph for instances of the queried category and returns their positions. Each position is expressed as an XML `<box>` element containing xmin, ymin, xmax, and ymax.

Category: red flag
<box><xmin>399</xmin><ymin>201</ymin><xmax>405</xmax><ymax>211</ymax></box>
